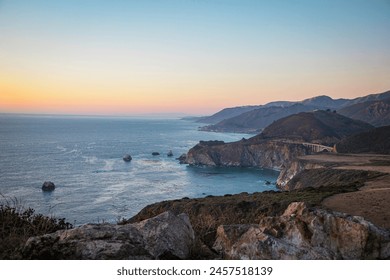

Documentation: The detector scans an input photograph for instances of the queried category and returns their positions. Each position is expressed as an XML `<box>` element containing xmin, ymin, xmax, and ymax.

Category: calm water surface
<box><xmin>0</xmin><ymin>115</ymin><xmax>279</xmax><ymax>224</ymax></box>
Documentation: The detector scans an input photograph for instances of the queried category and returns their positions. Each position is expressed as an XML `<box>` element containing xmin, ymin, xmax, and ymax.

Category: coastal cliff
<box><xmin>185</xmin><ymin>139</ymin><xmax>312</xmax><ymax>171</ymax></box>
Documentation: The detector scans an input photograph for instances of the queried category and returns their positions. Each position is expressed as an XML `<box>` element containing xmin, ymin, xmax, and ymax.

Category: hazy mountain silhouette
<box><xmin>198</xmin><ymin>90</ymin><xmax>390</xmax><ymax>133</ymax></box>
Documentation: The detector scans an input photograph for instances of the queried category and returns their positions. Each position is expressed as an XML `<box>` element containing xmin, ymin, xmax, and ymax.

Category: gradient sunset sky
<box><xmin>1</xmin><ymin>0</ymin><xmax>390</xmax><ymax>116</ymax></box>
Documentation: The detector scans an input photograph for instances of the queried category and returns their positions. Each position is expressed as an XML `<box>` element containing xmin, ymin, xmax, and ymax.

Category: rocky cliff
<box><xmin>185</xmin><ymin>139</ymin><xmax>311</xmax><ymax>171</ymax></box>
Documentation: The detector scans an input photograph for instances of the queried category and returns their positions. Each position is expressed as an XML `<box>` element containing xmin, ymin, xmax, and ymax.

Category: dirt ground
<box><xmin>300</xmin><ymin>153</ymin><xmax>390</xmax><ymax>229</ymax></box>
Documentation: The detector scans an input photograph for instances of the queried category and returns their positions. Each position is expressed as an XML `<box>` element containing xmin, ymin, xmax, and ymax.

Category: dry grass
<box><xmin>0</xmin><ymin>194</ymin><xmax>73</xmax><ymax>259</ymax></box>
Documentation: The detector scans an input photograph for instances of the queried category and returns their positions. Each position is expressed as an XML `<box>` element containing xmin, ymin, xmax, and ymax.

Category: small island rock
<box><xmin>123</xmin><ymin>154</ymin><xmax>132</xmax><ymax>162</ymax></box>
<box><xmin>42</xmin><ymin>181</ymin><xmax>55</xmax><ymax>192</ymax></box>
<box><xmin>167</xmin><ymin>150</ymin><xmax>173</xmax><ymax>157</ymax></box>
<box><xmin>152</xmin><ymin>152</ymin><xmax>160</xmax><ymax>156</ymax></box>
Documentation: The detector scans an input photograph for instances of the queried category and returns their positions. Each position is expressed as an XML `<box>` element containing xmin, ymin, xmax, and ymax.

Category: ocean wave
<box><xmin>84</xmin><ymin>156</ymin><xmax>98</xmax><ymax>164</ymax></box>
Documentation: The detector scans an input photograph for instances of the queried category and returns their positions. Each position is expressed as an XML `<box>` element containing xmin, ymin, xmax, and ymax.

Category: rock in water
<box><xmin>152</xmin><ymin>152</ymin><xmax>160</xmax><ymax>156</ymax></box>
<box><xmin>167</xmin><ymin>150</ymin><xmax>173</xmax><ymax>157</ymax></box>
<box><xmin>42</xmin><ymin>181</ymin><xmax>55</xmax><ymax>192</ymax></box>
<box><xmin>123</xmin><ymin>154</ymin><xmax>132</xmax><ymax>162</ymax></box>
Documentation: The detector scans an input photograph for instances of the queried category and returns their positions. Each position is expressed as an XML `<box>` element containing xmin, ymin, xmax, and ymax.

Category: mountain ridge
<box><xmin>198</xmin><ymin>90</ymin><xmax>390</xmax><ymax>133</ymax></box>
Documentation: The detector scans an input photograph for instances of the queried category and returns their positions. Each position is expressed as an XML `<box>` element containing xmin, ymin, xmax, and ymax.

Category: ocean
<box><xmin>0</xmin><ymin>114</ymin><xmax>279</xmax><ymax>225</ymax></box>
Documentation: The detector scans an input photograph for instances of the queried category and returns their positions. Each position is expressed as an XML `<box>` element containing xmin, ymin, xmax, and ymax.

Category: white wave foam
<box><xmin>84</xmin><ymin>156</ymin><xmax>98</xmax><ymax>164</ymax></box>
<box><xmin>56</xmin><ymin>145</ymin><xmax>67</xmax><ymax>152</ymax></box>
<box><xmin>102</xmin><ymin>159</ymin><xmax>115</xmax><ymax>171</ymax></box>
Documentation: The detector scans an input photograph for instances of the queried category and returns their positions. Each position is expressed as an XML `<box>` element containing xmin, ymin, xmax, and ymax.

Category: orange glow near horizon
<box><xmin>1</xmin><ymin>1</ymin><xmax>389</xmax><ymax>116</ymax></box>
<box><xmin>2</xmin><ymin>64</ymin><xmax>390</xmax><ymax>116</ymax></box>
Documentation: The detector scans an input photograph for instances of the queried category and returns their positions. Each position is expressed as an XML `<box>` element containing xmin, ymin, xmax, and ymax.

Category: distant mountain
<box><xmin>338</xmin><ymin>98</ymin><xmax>390</xmax><ymax>127</ymax></box>
<box><xmin>199</xmin><ymin>104</ymin><xmax>319</xmax><ymax>133</ymax></box>
<box><xmin>257</xmin><ymin>110</ymin><xmax>374</xmax><ymax>146</ymax></box>
<box><xmin>335</xmin><ymin>125</ymin><xmax>390</xmax><ymax>154</ymax></box>
<box><xmin>342</xmin><ymin>90</ymin><xmax>390</xmax><ymax>107</ymax></box>
<box><xmin>196</xmin><ymin>90</ymin><xmax>390</xmax><ymax>133</ymax></box>
<box><xmin>196</xmin><ymin>105</ymin><xmax>263</xmax><ymax>124</ymax></box>
<box><xmin>301</xmin><ymin>95</ymin><xmax>349</xmax><ymax>109</ymax></box>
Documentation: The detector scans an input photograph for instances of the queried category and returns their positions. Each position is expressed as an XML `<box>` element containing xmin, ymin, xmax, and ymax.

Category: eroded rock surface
<box><xmin>213</xmin><ymin>202</ymin><xmax>390</xmax><ymax>260</ymax></box>
<box><xmin>22</xmin><ymin>211</ymin><xmax>194</xmax><ymax>260</ymax></box>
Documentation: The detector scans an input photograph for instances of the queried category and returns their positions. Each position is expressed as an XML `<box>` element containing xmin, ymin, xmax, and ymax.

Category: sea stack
<box><xmin>123</xmin><ymin>154</ymin><xmax>132</xmax><ymax>162</ymax></box>
<box><xmin>167</xmin><ymin>150</ymin><xmax>173</xmax><ymax>157</ymax></box>
<box><xmin>42</xmin><ymin>181</ymin><xmax>55</xmax><ymax>192</ymax></box>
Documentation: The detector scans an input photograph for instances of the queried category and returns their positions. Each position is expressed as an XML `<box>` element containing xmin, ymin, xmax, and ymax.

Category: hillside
<box><xmin>335</xmin><ymin>125</ymin><xmax>390</xmax><ymax>154</ymax></box>
<box><xmin>338</xmin><ymin>98</ymin><xmax>390</xmax><ymax>127</ymax></box>
<box><xmin>258</xmin><ymin>110</ymin><xmax>374</xmax><ymax>146</ymax></box>
<box><xmin>200</xmin><ymin>104</ymin><xmax>319</xmax><ymax>133</ymax></box>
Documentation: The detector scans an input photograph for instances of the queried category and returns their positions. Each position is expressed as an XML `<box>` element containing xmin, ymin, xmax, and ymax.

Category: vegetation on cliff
<box><xmin>335</xmin><ymin>125</ymin><xmax>390</xmax><ymax>154</ymax></box>
<box><xmin>0</xmin><ymin>196</ymin><xmax>73</xmax><ymax>259</ymax></box>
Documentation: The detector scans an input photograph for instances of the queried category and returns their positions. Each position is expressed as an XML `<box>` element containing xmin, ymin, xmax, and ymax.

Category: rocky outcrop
<box><xmin>213</xmin><ymin>202</ymin><xmax>390</xmax><ymax>260</ymax></box>
<box><xmin>176</xmin><ymin>153</ymin><xmax>187</xmax><ymax>164</ymax></box>
<box><xmin>22</xmin><ymin>211</ymin><xmax>194</xmax><ymax>260</ymax></box>
<box><xmin>185</xmin><ymin>139</ymin><xmax>311</xmax><ymax>170</ymax></box>
<box><xmin>42</xmin><ymin>181</ymin><xmax>55</xmax><ymax>192</ymax></box>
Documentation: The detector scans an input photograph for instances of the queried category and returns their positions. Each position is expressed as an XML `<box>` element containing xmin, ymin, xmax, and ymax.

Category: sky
<box><xmin>0</xmin><ymin>0</ymin><xmax>390</xmax><ymax>116</ymax></box>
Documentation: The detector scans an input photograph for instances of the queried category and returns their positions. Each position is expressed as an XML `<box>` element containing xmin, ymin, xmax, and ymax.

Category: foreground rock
<box><xmin>22</xmin><ymin>211</ymin><xmax>194</xmax><ymax>260</ymax></box>
<box><xmin>41</xmin><ymin>181</ymin><xmax>55</xmax><ymax>192</ymax></box>
<box><xmin>213</xmin><ymin>202</ymin><xmax>390</xmax><ymax>260</ymax></box>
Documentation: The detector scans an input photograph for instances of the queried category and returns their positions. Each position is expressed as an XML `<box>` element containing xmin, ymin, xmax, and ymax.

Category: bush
<box><xmin>0</xmin><ymin>196</ymin><xmax>73</xmax><ymax>259</ymax></box>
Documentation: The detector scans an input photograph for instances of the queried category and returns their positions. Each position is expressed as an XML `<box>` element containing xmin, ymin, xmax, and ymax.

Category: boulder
<box><xmin>213</xmin><ymin>202</ymin><xmax>390</xmax><ymax>260</ymax></box>
<box><xmin>152</xmin><ymin>152</ymin><xmax>160</xmax><ymax>156</ymax></box>
<box><xmin>42</xmin><ymin>181</ymin><xmax>55</xmax><ymax>192</ymax></box>
<box><xmin>123</xmin><ymin>154</ymin><xmax>132</xmax><ymax>162</ymax></box>
<box><xmin>22</xmin><ymin>211</ymin><xmax>195</xmax><ymax>260</ymax></box>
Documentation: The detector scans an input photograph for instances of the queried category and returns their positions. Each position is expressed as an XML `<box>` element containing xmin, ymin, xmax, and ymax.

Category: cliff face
<box><xmin>185</xmin><ymin>139</ymin><xmax>311</xmax><ymax>171</ymax></box>
<box><xmin>276</xmin><ymin>159</ymin><xmax>322</xmax><ymax>188</ymax></box>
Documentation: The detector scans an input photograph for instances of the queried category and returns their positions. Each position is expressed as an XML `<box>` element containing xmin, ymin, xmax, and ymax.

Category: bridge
<box><xmin>270</xmin><ymin>139</ymin><xmax>335</xmax><ymax>153</ymax></box>
<box><xmin>301</xmin><ymin>142</ymin><xmax>334</xmax><ymax>153</ymax></box>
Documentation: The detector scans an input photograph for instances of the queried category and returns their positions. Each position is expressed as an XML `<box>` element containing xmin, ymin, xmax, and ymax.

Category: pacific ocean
<box><xmin>0</xmin><ymin>114</ymin><xmax>279</xmax><ymax>225</ymax></box>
